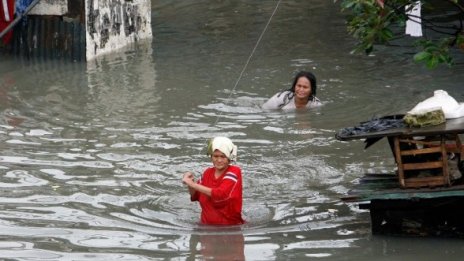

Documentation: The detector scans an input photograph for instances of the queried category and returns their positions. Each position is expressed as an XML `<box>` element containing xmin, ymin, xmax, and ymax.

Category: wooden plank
<box><xmin>342</xmin><ymin>186</ymin><xmax>464</xmax><ymax>202</ymax></box>
<box><xmin>362</xmin><ymin>180</ymin><xmax>464</xmax><ymax>193</ymax></box>
<box><xmin>398</xmin><ymin>139</ymin><xmax>440</xmax><ymax>146</ymax></box>
<box><xmin>349</xmin><ymin>190</ymin><xmax>464</xmax><ymax>201</ymax></box>
<box><xmin>440</xmin><ymin>137</ymin><xmax>450</xmax><ymax>185</ymax></box>
<box><xmin>341</xmin><ymin>173</ymin><xmax>464</xmax><ymax>203</ymax></box>
<box><xmin>400</xmin><ymin>146</ymin><xmax>442</xmax><ymax>156</ymax></box>
<box><xmin>394</xmin><ymin>137</ymin><xmax>406</xmax><ymax>187</ymax></box>
<box><xmin>403</xmin><ymin>176</ymin><xmax>447</xmax><ymax>188</ymax></box>
<box><xmin>359</xmin><ymin>174</ymin><xmax>397</xmax><ymax>183</ymax></box>
<box><xmin>402</xmin><ymin>161</ymin><xmax>443</xmax><ymax>170</ymax></box>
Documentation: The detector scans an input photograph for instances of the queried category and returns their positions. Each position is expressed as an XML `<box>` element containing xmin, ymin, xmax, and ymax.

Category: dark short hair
<box><xmin>289</xmin><ymin>71</ymin><xmax>317</xmax><ymax>100</ymax></box>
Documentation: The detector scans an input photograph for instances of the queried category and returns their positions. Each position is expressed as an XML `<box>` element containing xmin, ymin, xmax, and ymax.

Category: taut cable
<box><xmin>212</xmin><ymin>0</ymin><xmax>282</xmax><ymax>126</ymax></box>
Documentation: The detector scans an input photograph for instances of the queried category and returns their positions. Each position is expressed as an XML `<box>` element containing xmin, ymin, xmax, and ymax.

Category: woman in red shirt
<box><xmin>182</xmin><ymin>137</ymin><xmax>245</xmax><ymax>225</ymax></box>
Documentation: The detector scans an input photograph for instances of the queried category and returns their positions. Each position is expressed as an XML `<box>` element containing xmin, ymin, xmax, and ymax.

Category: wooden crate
<box><xmin>394</xmin><ymin>134</ymin><xmax>463</xmax><ymax>188</ymax></box>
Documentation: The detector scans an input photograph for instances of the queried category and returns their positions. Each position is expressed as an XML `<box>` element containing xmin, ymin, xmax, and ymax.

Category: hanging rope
<box><xmin>213</xmin><ymin>0</ymin><xmax>282</xmax><ymax>126</ymax></box>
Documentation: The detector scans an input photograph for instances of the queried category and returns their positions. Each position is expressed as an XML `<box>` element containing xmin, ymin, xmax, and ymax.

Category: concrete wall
<box><xmin>7</xmin><ymin>0</ymin><xmax>152</xmax><ymax>61</ymax></box>
<box><xmin>85</xmin><ymin>0</ymin><xmax>152</xmax><ymax>60</ymax></box>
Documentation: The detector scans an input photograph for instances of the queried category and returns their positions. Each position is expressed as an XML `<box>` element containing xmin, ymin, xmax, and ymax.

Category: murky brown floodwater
<box><xmin>1</xmin><ymin>0</ymin><xmax>464</xmax><ymax>260</ymax></box>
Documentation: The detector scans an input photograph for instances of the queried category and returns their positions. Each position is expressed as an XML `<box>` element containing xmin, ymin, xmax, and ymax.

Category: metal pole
<box><xmin>0</xmin><ymin>0</ymin><xmax>41</xmax><ymax>39</ymax></box>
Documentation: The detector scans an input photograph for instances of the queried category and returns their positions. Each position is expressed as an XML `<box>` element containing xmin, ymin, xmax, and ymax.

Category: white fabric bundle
<box><xmin>408</xmin><ymin>90</ymin><xmax>464</xmax><ymax>119</ymax></box>
<box><xmin>209</xmin><ymin>137</ymin><xmax>237</xmax><ymax>161</ymax></box>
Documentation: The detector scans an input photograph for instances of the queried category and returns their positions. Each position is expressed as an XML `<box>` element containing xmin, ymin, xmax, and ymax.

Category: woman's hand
<box><xmin>182</xmin><ymin>171</ymin><xmax>195</xmax><ymax>185</ymax></box>
<box><xmin>182</xmin><ymin>171</ymin><xmax>212</xmax><ymax>197</ymax></box>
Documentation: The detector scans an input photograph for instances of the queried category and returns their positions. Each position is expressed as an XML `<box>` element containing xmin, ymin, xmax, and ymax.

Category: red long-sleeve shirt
<box><xmin>191</xmin><ymin>165</ymin><xmax>244</xmax><ymax>225</ymax></box>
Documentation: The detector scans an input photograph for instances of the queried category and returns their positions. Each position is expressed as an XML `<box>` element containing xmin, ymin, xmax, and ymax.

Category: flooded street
<box><xmin>1</xmin><ymin>0</ymin><xmax>464</xmax><ymax>260</ymax></box>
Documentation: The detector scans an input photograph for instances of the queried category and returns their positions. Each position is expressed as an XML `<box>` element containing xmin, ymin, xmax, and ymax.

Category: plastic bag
<box><xmin>408</xmin><ymin>90</ymin><xmax>464</xmax><ymax>119</ymax></box>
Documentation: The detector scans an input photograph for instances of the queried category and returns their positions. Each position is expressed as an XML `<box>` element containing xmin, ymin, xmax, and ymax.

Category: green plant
<box><xmin>339</xmin><ymin>0</ymin><xmax>464</xmax><ymax>68</ymax></box>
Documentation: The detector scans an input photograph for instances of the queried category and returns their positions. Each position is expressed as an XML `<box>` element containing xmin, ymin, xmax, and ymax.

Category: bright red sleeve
<box><xmin>191</xmin><ymin>191</ymin><xmax>199</xmax><ymax>202</ymax></box>
<box><xmin>210</xmin><ymin>168</ymin><xmax>241</xmax><ymax>205</ymax></box>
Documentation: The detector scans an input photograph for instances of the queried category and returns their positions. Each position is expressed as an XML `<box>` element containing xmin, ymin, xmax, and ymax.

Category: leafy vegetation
<box><xmin>339</xmin><ymin>0</ymin><xmax>464</xmax><ymax>68</ymax></box>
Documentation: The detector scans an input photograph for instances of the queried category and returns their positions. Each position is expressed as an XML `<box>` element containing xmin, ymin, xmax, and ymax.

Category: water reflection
<box><xmin>86</xmin><ymin>40</ymin><xmax>159</xmax><ymax>122</ymax></box>
<box><xmin>0</xmin><ymin>72</ymin><xmax>26</xmax><ymax>128</ymax></box>
<box><xmin>188</xmin><ymin>231</ymin><xmax>245</xmax><ymax>261</ymax></box>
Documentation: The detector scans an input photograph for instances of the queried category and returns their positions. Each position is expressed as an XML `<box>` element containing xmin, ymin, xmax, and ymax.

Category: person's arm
<box><xmin>183</xmin><ymin>171</ymin><xmax>212</xmax><ymax>197</ymax></box>
<box><xmin>210</xmin><ymin>168</ymin><xmax>241</xmax><ymax>203</ymax></box>
<box><xmin>262</xmin><ymin>91</ymin><xmax>291</xmax><ymax>110</ymax></box>
<box><xmin>308</xmin><ymin>96</ymin><xmax>322</xmax><ymax>107</ymax></box>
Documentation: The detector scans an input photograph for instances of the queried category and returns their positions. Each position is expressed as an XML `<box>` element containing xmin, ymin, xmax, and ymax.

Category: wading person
<box><xmin>262</xmin><ymin>71</ymin><xmax>322</xmax><ymax>110</ymax></box>
<box><xmin>182</xmin><ymin>136</ymin><xmax>245</xmax><ymax>225</ymax></box>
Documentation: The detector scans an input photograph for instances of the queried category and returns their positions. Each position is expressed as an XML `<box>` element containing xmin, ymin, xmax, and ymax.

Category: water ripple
<box><xmin>0</xmin><ymin>156</ymin><xmax>114</xmax><ymax>169</ymax></box>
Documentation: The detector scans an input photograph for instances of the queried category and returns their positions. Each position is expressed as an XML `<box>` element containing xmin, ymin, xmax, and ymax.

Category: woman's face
<box><xmin>212</xmin><ymin>150</ymin><xmax>230</xmax><ymax>172</ymax></box>
<box><xmin>294</xmin><ymin>77</ymin><xmax>312</xmax><ymax>100</ymax></box>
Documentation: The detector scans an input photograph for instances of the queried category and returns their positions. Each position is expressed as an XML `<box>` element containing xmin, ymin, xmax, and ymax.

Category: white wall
<box><xmin>85</xmin><ymin>0</ymin><xmax>152</xmax><ymax>61</ymax></box>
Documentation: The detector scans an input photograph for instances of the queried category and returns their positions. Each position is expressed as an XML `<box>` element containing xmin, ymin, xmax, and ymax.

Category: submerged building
<box><xmin>0</xmin><ymin>0</ymin><xmax>152</xmax><ymax>61</ymax></box>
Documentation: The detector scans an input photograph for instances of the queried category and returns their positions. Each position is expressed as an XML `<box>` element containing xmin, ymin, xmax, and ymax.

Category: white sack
<box><xmin>408</xmin><ymin>90</ymin><xmax>464</xmax><ymax>119</ymax></box>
